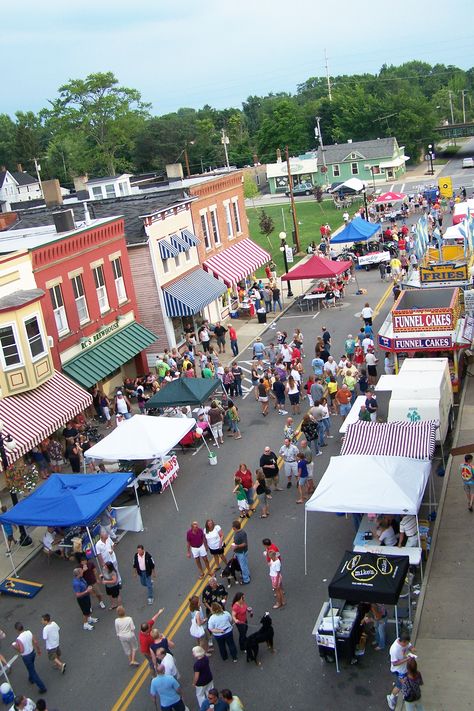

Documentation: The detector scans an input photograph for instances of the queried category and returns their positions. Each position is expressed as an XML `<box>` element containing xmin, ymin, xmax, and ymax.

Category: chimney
<box><xmin>52</xmin><ymin>209</ymin><xmax>75</xmax><ymax>234</ymax></box>
<box><xmin>16</xmin><ymin>163</ymin><xmax>23</xmax><ymax>173</ymax></box>
<box><xmin>42</xmin><ymin>179</ymin><xmax>63</xmax><ymax>208</ymax></box>
<box><xmin>276</xmin><ymin>149</ymin><xmax>282</xmax><ymax>163</ymax></box>
<box><xmin>165</xmin><ymin>163</ymin><xmax>184</xmax><ymax>181</ymax></box>
<box><xmin>73</xmin><ymin>175</ymin><xmax>89</xmax><ymax>193</ymax></box>
<box><xmin>0</xmin><ymin>166</ymin><xmax>6</xmax><ymax>172</ymax></box>
<box><xmin>84</xmin><ymin>202</ymin><xmax>91</xmax><ymax>225</ymax></box>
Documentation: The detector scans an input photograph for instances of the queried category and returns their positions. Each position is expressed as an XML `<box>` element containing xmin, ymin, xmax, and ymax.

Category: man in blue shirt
<box><xmin>200</xmin><ymin>688</ymin><xmax>229</xmax><ymax>711</ymax></box>
<box><xmin>150</xmin><ymin>665</ymin><xmax>185</xmax><ymax>710</ymax></box>
<box><xmin>311</xmin><ymin>356</ymin><xmax>324</xmax><ymax>376</ymax></box>
<box><xmin>252</xmin><ymin>337</ymin><xmax>265</xmax><ymax>360</ymax></box>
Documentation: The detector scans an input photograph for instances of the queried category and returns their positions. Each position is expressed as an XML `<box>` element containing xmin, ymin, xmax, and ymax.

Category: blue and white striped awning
<box><xmin>170</xmin><ymin>233</ymin><xmax>191</xmax><ymax>253</ymax></box>
<box><xmin>180</xmin><ymin>229</ymin><xmax>200</xmax><ymax>247</ymax></box>
<box><xmin>162</xmin><ymin>269</ymin><xmax>226</xmax><ymax>318</ymax></box>
<box><xmin>159</xmin><ymin>239</ymin><xmax>179</xmax><ymax>260</ymax></box>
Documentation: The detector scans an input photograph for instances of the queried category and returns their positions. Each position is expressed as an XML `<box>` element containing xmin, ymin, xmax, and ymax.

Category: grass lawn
<box><xmin>247</xmin><ymin>198</ymin><xmax>363</xmax><ymax>275</ymax></box>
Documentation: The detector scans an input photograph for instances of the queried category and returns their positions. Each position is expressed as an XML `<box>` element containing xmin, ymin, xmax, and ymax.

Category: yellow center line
<box><xmin>373</xmin><ymin>281</ymin><xmax>393</xmax><ymax>318</ymax></box>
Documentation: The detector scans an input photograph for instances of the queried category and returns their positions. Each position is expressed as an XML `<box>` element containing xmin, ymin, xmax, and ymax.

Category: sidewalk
<box><xmin>409</xmin><ymin>373</ymin><xmax>474</xmax><ymax>709</ymax></box>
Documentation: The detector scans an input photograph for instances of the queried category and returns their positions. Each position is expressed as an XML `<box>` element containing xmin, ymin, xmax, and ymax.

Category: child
<box><xmin>296</xmin><ymin>452</ymin><xmax>308</xmax><ymax>504</ymax></box>
<box><xmin>233</xmin><ymin>477</ymin><xmax>250</xmax><ymax>519</ymax></box>
<box><xmin>401</xmin><ymin>657</ymin><xmax>424</xmax><ymax>709</ymax></box>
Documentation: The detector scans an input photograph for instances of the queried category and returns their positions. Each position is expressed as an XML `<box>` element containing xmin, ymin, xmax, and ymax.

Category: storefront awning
<box><xmin>203</xmin><ymin>238</ymin><xmax>270</xmax><ymax>286</ymax></box>
<box><xmin>62</xmin><ymin>322</ymin><xmax>157</xmax><ymax>388</ymax></box>
<box><xmin>170</xmin><ymin>233</ymin><xmax>191</xmax><ymax>253</ymax></box>
<box><xmin>159</xmin><ymin>239</ymin><xmax>179</xmax><ymax>259</ymax></box>
<box><xmin>341</xmin><ymin>421</ymin><xmax>437</xmax><ymax>460</ymax></box>
<box><xmin>379</xmin><ymin>156</ymin><xmax>410</xmax><ymax>169</ymax></box>
<box><xmin>0</xmin><ymin>371</ymin><xmax>92</xmax><ymax>464</ymax></box>
<box><xmin>162</xmin><ymin>269</ymin><xmax>226</xmax><ymax>318</ymax></box>
<box><xmin>180</xmin><ymin>229</ymin><xmax>200</xmax><ymax>247</ymax></box>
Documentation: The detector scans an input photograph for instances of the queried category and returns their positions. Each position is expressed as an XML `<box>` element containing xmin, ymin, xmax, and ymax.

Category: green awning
<box><xmin>63</xmin><ymin>322</ymin><xmax>157</xmax><ymax>388</ymax></box>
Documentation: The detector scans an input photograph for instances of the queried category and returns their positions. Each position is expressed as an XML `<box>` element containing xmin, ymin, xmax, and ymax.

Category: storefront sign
<box><xmin>464</xmin><ymin>289</ymin><xmax>474</xmax><ymax>314</ymax></box>
<box><xmin>392</xmin><ymin>309</ymin><xmax>453</xmax><ymax>332</ymax></box>
<box><xmin>420</xmin><ymin>263</ymin><xmax>468</xmax><ymax>284</ymax></box>
<box><xmin>285</xmin><ymin>246</ymin><xmax>294</xmax><ymax>263</ymax></box>
<box><xmin>358</xmin><ymin>251</ymin><xmax>390</xmax><ymax>266</ymax></box>
<box><xmin>81</xmin><ymin>320</ymin><xmax>120</xmax><ymax>350</ymax></box>
<box><xmin>378</xmin><ymin>334</ymin><xmax>453</xmax><ymax>351</ymax></box>
<box><xmin>159</xmin><ymin>455</ymin><xmax>179</xmax><ymax>492</ymax></box>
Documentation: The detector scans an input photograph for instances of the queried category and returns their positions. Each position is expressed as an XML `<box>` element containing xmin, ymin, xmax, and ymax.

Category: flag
<box><xmin>459</xmin><ymin>220</ymin><xmax>469</xmax><ymax>257</ymax></box>
<box><xmin>467</xmin><ymin>206</ymin><xmax>474</xmax><ymax>251</ymax></box>
<box><xmin>432</xmin><ymin>227</ymin><xmax>442</xmax><ymax>247</ymax></box>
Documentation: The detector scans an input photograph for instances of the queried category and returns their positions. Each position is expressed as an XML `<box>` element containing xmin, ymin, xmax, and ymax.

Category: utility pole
<box><xmin>285</xmin><ymin>146</ymin><xmax>301</xmax><ymax>253</ymax></box>
<box><xmin>448</xmin><ymin>91</ymin><xmax>455</xmax><ymax>124</ymax></box>
<box><xmin>33</xmin><ymin>157</ymin><xmax>44</xmax><ymax>199</ymax></box>
<box><xmin>315</xmin><ymin>116</ymin><xmax>327</xmax><ymax>170</ymax></box>
<box><xmin>221</xmin><ymin>129</ymin><xmax>230</xmax><ymax>169</ymax></box>
<box><xmin>324</xmin><ymin>48</ymin><xmax>332</xmax><ymax>102</ymax></box>
<box><xmin>461</xmin><ymin>90</ymin><xmax>467</xmax><ymax>124</ymax></box>
<box><xmin>184</xmin><ymin>144</ymin><xmax>191</xmax><ymax>177</ymax></box>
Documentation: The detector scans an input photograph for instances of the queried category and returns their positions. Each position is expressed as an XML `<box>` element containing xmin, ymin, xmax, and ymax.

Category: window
<box><xmin>93</xmin><ymin>265</ymin><xmax>109</xmax><ymax>314</ymax></box>
<box><xmin>71</xmin><ymin>274</ymin><xmax>89</xmax><ymax>324</ymax></box>
<box><xmin>105</xmin><ymin>184</ymin><xmax>116</xmax><ymax>199</ymax></box>
<box><xmin>163</xmin><ymin>259</ymin><xmax>169</xmax><ymax>274</ymax></box>
<box><xmin>24</xmin><ymin>316</ymin><xmax>46</xmax><ymax>359</ymax></box>
<box><xmin>0</xmin><ymin>325</ymin><xmax>21</xmax><ymax>368</ymax></box>
<box><xmin>372</xmin><ymin>165</ymin><xmax>381</xmax><ymax>175</ymax></box>
<box><xmin>351</xmin><ymin>162</ymin><xmax>359</xmax><ymax>175</ymax></box>
<box><xmin>174</xmin><ymin>254</ymin><xmax>180</xmax><ymax>268</ymax></box>
<box><xmin>111</xmin><ymin>257</ymin><xmax>127</xmax><ymax>302</ymax></box>
<box><xmin>49</xmin><ymin>284</ymin><xmax>69</xmax><ymax>335</ymax></box>
<box><xmin>232</xmin><ymin>200</ymin><xmax>242</xmax><ymax>233</ymax></box>
<box><xmin>92</xmin><ymin>186</ymin><xmax>102</xmax><ymax>199</ymax></box>
<box><xmin>185</xmin><ymin>249</ymin><xmax>191</xmax><ymax>262</ymax></box>
<box><xmin>332</xmin><ymin>164</ymin><xmax>340</xmax><ymax>177</ymax></box>
<box><xmin>200</xmin><ymin>213</ymin><xmax>211</xmax><ymax>250</ymax></box>
<box><xmin>209</xmin><ymin>208</ymin><xmax>221</xmax><ymax>245</ymax></box>
<box><xmin>224</xmin><ymin>203</ymin><xmax>233</xmax><ymax>238</ymax></box>
<box><xmin>119</xmin><ymin>182</ymin><xmax>127</xmax><ymax>196</ymax></box>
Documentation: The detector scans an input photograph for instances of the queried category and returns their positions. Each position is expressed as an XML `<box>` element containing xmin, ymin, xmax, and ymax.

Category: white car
<box><xmin>462</xmin><ymin>157</ymin><xmax>474</xmax><ymax>168</ymax></box>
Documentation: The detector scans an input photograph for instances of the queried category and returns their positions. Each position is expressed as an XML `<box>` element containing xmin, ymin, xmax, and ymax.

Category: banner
<box><xmin>114</xmin><ymin>505</ymin><xmax>144</xmax><ymax>532</ymax></box>
<box><xmin>420</xmin><ymin>263</ymin><xmax>468</xmax><ymax>284</ymax></box>
<box><xmin>392</xmin><ymin>309</ymin><xmax>453</xmax><ymax>332</ymax></box>
<box><xmin>378</xmin><ymin>334</ymin><xmax>453</xmax><ymax>351</ymax></box>
<box><xmin>358</xmin><ymin>251</ymin><xmax>390</xmax><ymax>266</ymax></box>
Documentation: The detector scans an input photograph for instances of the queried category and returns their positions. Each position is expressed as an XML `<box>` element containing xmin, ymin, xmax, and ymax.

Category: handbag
<box><xmin>190</xmin><ymin>611</ymin><xmax>205</xmax><ymax>638</ymax></box>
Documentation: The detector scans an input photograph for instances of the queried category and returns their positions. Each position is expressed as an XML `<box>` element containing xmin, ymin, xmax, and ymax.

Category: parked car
<box><xmin>285</xmin><ymin>181</ymin><xmax>314</xmax><ymax>196</ymax></box>
<box><xmin>462</xmin><ymin>157</ymin><xmax>474</xmax><ymax>169</ymax></box>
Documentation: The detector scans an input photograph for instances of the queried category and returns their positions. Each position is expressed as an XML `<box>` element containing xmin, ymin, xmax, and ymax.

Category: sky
<box><xmin>2</xmin><ymin>0</ymin><xmax>473</xmax><ymax>117</ymax></box>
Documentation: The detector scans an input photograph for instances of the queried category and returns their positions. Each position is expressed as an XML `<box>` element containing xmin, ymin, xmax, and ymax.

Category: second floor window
<box><xmin>0</xmin><ymin>325</ymin><xmax>21</xmax><ymax>368</ymax></box>
<box><xmin>24</xmin><ymin>316</ymin><xmax>46</xmax><ymax>359</ymax></box>
<box><xmin>201</xmin><ymin>213</ymin><xmax>211</xmax><ymax>250</ymax></box>
<box><xmin>71</xmin><ymin>274</ymin><xmax>89</xmax><ymax>324</ymax></box>
<box><xmin>232</xmin><ymin>200</ymin><xmax>242</xmax><ymax>233</ymax></box>
<box><xmin>224</xmin><ymin>202</ymin><xmax>233</xmax><ymax>238</ymax></box>
<box><xmin>209</xmin><ymin>209</ymin><xmax>221</xmax><ymax>245</ymax></box>
<box><xmin>49</xmin><ymin>284</ymin><xmax>69</xmax><ymax>336</ymax></box>
<box><xmin>351</xmin><ymin>162</ymin><xmax>359</xmax><ymax>175</ymax></box>
<box><xmin>333</xmin><ymin>164</ymin><xmax>340</xmax><ymax>177</ymax></box>
<box><xmin>111</xmin><ymin>257</ymin><xmax>127</xmax><ymax>302</ymax></box>
<box><xmin>93</xmin><ymin>265</ymin><xmax>109</xmax><ymax>314</ymax></box>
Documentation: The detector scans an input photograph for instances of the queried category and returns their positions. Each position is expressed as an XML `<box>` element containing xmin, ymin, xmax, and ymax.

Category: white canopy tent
<box><xmin>328</xmin><ymin>177</ymin><xmax>367</xmax><ymax>193</ymax></box>
<box><xmin>84</xmin><ymin>415</ymin><xmax>196</xmax><ymax>511</ymax></box>
<box><xmin>304</xmin><ymin>455</ymin><xmax>432</xmax><ymax>573</ymax></box>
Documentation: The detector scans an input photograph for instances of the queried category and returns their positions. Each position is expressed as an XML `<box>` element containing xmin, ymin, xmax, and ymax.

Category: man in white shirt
<box><xmin>155</xmin><ymin>646</ymin><xmax>180</xmax><ymax>679</ymax></box>
<box><xmin>12</xmin><ymin>622</ymin><xmax>47</xmax><ymax>694</ymax></box>
<box><xmin>387</xmin><ymin>632</ymin><xmax>415</xmax><ymax>709</ymax></box>
<box><xmin>324</xmin><ymin>356</ymin><xmax>337</xmax><ymax>378</ymax></box>
<box><xmin>41</xmin><ymin>614</ymin><xmax>66</xmax><ymax>673</ymax></box>
<box><xmin>361</xmin><ymin>336</ymin><xmax>374</xmax><ymax>354</ymax></box>
<box><xmin>279</xmin><ymin>439</ymin><xmax>299</xmax><ymax>489</ymax></box>
<box><xmin>361</xmin><ymin>303</ymin><xmax>373</xmax><ymax>325</ymax></box>
<box><xmin>398</xmin><ymin>515</ymin><xmax>419</xmax><ymax>548</ymax></box>
<box><xmin>95</xmin><ymin>529</ymin><xmax>121</xmax><ymax>583</ymax></box>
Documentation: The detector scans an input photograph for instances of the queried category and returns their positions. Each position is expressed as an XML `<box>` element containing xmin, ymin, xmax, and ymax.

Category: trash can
<box><xmin>257</xmin><ymin>309</ymin><xmax>267</xmax><ymax>324</ymax></box>
<box><xmin>208</xmin><ymin>452</ymin><xmax>218</xmax><ymax>466</ymax></box>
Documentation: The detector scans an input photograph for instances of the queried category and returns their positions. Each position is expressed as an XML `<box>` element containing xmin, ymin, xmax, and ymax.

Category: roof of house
<box><xmin>87</xmin><ymin>173</ymin><xmax>132</xmax><ymax>185</ymax></box>
<box><xmin>317</xmin><ymin>137</ymin><xmax>397</xmax><ymax>164</ymax></box>
<box><xmin>0</xmin><ymin>217</ymin><xmax>117</xmax><ymax>254</ymax></box>
<box><xmin>5</xmin><ymin>189</ymin><xmax>191</xmax><ymax>246</ymax></box>
<box><xmin>11</xmin><ymin>171</ymin><xmax>38</xmax><ymax>186</ymax></box>
<box><xmin>0</xmin><ymin>170</ymin><xmax>12</xmax><ymax>189</ymax></box>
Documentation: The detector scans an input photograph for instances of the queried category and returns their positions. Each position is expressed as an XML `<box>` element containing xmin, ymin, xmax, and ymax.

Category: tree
<box><xmin>259</xmin><ymin>209</ymin><xmax>274</xmax><ymax>237</ymax></box>
<box><xmin>313</xmin><ymin>186</ymin><xmax>323</xmax><ymax>202</ymax></box>
<box><xmin>0</xmin><ymin>114</ymin><xmax>17</xmax><ymax>169</ymax></box>
<box><xmin>243</xmin><ymin>173</ymin><xmax>259</xmax><ymax>200</ymax></box>
<box><xmin>256</xmin><ymin>99</ymin><xmax>307</xmax><ymax>163</ymax></box>
<box><xmin>14</xmin><ymin>111</ymin><xmax>46</xmax><ymax>173</ymax></box>
<box><xmin>48</xmin><ymin>72</ymin><xmax>150</xmax><ymax>175</ymax></box>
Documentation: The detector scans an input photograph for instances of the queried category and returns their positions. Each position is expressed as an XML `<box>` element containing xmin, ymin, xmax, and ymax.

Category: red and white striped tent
<box><xmin>340</xmin><ymin>421</ymin><xmax>437</xmax><ymax>461</ymax></box>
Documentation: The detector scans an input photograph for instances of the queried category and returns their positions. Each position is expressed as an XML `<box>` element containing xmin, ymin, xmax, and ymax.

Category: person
<box><xmin>221</xmin><ymin>690</ymin><xmax>244</xmax><ymax>711</ymax></box>
<box><xmin>208</xmin><ymin>401</ymin><xmax>225</xmax><ymax>445</ymax></box>
<box><xmin>150</xmin><ymin>665</ymin><xmax>185</xmax><ymax>711</ymax></box>
<box><xmin>100</xmin><ymin>561</ymin><xmax>122</xmax><ymax>610</ymax></box>
<box><xmin>186</xmin><ymin>522</ymin><xmax>212</xmax><ymax>579</ymax></box>
<box><xmin>268</xmin><ymin>550</ymin><xmax>285</xmax><ymax>609</ymax></box>
<box><xmin>202</xmin><ymin>577</ymin><xmax>227</xmax><ymax>619</ymax></box>
<box><xmin>393</xmin><ymin>282</ymin><xmax>401</xmax><ymax>301</ymax></box>
<box><xmin>401</xmin><ymin>657</ymin><xmax>424</xmax><ymax>710</ymax></box>
<box><xmin>386</xmin><ymin>631</ymin><xmax>416</xmax><ymax>709</ymax></box>
<box><xmin>72</xmin><ymin>567</ymin><xmax>98</xmax><ymax>631</ymax></box>
<box><xmin>42</xmin><ymin>526</ymin><xmax>64</xmax><ymax>558</ymax></box>
<box><xmin>65</xmin><ymin>436</ymin><xmax>81</xmax><ymax>473</ymax></box>
<box><xmin>259</xmin><ymin>446</ymin><xmax>282</xmax><ymax>491</ymax></box>
<box><xmin>41</xmin><ymin>614</ymin><xmax>66</xmax><ymax>674</ymax></box>
<box><xmin>231</xmin><ymin>520</ymin><xmax>250</xmax><ymax>584</ymax></box>
<box><xmin>271</xmin><ymin>374</ymin><xmax>287</xmax><ymax>415</ymax></box>
<box><xmin>192</xmin><ymin>646</ymin><xmax>214</xmax><ymax>708</ymax></box>
<box><xmin>11</xmin><ymin>622</ymin><xmax>47</xmax><ymax>694</ymax></box>
<box><xmin>384</xmin><ymin>354</ymin><xmax>394</xmax><ymax>375</ymax></box>
<box><xmin>233</xmin><ymin>477</ymin><xmax>250</xmax><ymax>519</ymax></box>
<box><xmin>139</xmin><ymin>608</ymin><xmax>165</xmax><ymax>671</ymax></box>
<box><xmin>376</xmin><ymin>519</ymin><xmax>398</xmax><ymax>546</ymax></box>
<box><xmin>234</xmin><ymin>463</ymin><xmax>254</xmax><ymax>508</ymax></box>
<box><xmin>299</xmin><ymin>439</ymin><xmax>314</xmax><ymax>493</ymax></box>
<box><xmin>199</xmin><ymin>325</ymin><xmax>211</xmax><ymax>353</ymax></box>
<box><xmin>398</xmin><ymin>515</ymin><xmax>419</xmax><ymax>548</ymax></box>
<box><xmin>263</xmin><ymin>285</ymin><xmax>273</xmax><ymax>312</ymax></box>
<box><xmin>256</xmin><ymin>468</ymin><xmax>270</xmax><ymax>518</ymax></box>
<box><xmin>10</xmin><ymin>697</ymin><xmax>36</xmax><ymax>711</ymax></box>
<box><xmin>321</xmin><ymin>326</ymin><xmax>331</xmax><ymax>352</ymax></box>
<box><xmin>214</xmin><ymin>322</ymin><xmax>227</xmax><ymax>354</ymax></box>
<box><xmin>286</xmin><ymin>375</ymin><xmax>300</xmax><ymax>415</ymax></box>
<box><xmin>79</xmin><ymin>556</ymin><xmax>106</xmax><ymax>610</ymax></box>
<box><xmin>272</xmin><ymin>285</ymin><xmax>282</xmax><ymax>311</ymax></box>
<box><xmin>310</xmin><ymin>377</ymin><xmax>324</xmax><ymax>405</ymax></box>
<box><xmin>226</xmin><ymin>399</ymin><xmax>241</xmax><ymax>440</ymax></box>
<box><xmin>365</xmin><ymin>390</ymin><xmax>378</xmax><ymax>422</ymax></box>
<box><xmin>204</xmin><ymin>520</ymin><xmax>228</xmax><ymax>569</ymax></box>
<box><xmin>336</xmin><ymin>383</ymin><xmax>352</xmax><ymax>418</ymax></box>
<box><xmin>279</xmin><ymin>437</ymin><xmax>299</xmax><ymax>488</ymax></box>
<box><xmin>361</xmin><ymin>602</ymin><xmax>387</xmax><ymax>651</ymax></box>
<box><xmin>155</xmin><ymin>646</ymin><xmax>180</xmax><ymax>679</ymax></box>
<box><xmin>149</xmin><ymin>627</ymin><xmax>175</xmax><ymax>669</ymax></box>
<box><xmin>390</xmin><ymin>256</ymin><xmax>401</xmax><ymax>280</ymax></box>
<box><xmin>132</xmin><ymin>544</ymin><xmax>156</xmax><ymax>605</ymax></box>
<box><xmin>252</xmin><ymin>337</ymin><xmax>265</xmax><ymax>362</ymax></box>
<box><xmin>296</xmin><ymin>451</ymin><xmax>309</xmax><ymax>504</ymax></box>
<box><xmin>200</xmin><ymin>688</ymin><xmax>228</xmax><ymax>711</ymax></box>
<box><xmin>358</xmin><ymin>404</ymin><xmax>371</xmax><ymax>422</ymax></box>
<box><xmin>228</xmin><ymin>325</ymin><xmax>238</xmax><ymax>357</ymax></box>
<box><xmin>257</xmin><ymin>378</ymin><xmax>269</xmax><ymax>416</ymax></box>
<box><xmin>361</xmin><ymin>302</ymin><xmax>373</xmax><ymax>326</ymax></box>
<box><xmin>207</xmin><ymin>603</ymin><xmax>238</xmax><ymax>662</ymax></box>
<box><xmin>189</xmin><ymin>595</ymin><xmax>209</xmax><ymax>652</ymax></box>
<box><xmin>365</xmin><ymin>350</ymin><xmax>378</xmax><ymax>385</ymax></box>
<box><xmin>460</xmin><ymin>453</ymin><xmax>474</xmax><ymax>512</ymax></box>
<box><xmin>95</xmin><ymin>528</ymin><xmax>121</xmax><ymax>584</ymax></box>
<box><xmin>114</xmin><ymin>390</ymin><xmax>132</xmax><ymax>421</ymax></box>
<box><xmin>231</xmin><ymin>592</ymin><xmax>252</xmax><ymax>652</ymax></box>
<box><xmin>114</xmin><ymin>606</ymin><xmax>139</xmax><ymax>666</ymax></box>
<box><xmin>231</xmin><ymin>364</ymin><xmax>243</xmax><ymax>397</ymax></box>
<box><xmin>311</xmin><ymin>354</ymin><xmax>324</xmax><ymax>377</ymax></box>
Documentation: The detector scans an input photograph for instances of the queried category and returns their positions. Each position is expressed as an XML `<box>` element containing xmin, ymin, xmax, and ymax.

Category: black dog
<box><xmin>245</xmin><ymin>612</ymin><xmax>274</xmax><ymax>665</ymax></box>
<box><xmin>221</xmin><ymin>556</ymin><xmax>242</xmax><ymax>588</ymax></box>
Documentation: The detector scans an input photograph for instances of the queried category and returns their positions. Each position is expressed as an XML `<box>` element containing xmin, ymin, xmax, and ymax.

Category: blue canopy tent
<box><xmin>331</xmin><ymin>217</ymin><xmax>380</xmax><ymax>244</ymax></box>
<box><xmin>0</xmin><ymin>473</ymin><xmax>137</xmax><ymax>576</ymax></box>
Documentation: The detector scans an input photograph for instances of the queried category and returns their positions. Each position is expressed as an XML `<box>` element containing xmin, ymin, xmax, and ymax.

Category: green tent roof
<box><xmin>63</xmin><ymin>322</ymin><xmax>157</xmax><ymax>388</ymax></box>
<box><xmin>145</xmin><ymin>377</ymin><xmax>221</xmax><ymax>409</ymax></box>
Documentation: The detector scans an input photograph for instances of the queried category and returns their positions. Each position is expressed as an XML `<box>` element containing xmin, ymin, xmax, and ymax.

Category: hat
<box><xmin>256</xmin><ymin>336</ymin><xmax>261</xmax><ymax>341</ymax></box>
<box><xmin>116</xmin><ymin>390</ymin><xmax>123</xmax><ymax>395</ymax></box>
<box><xmin>137</xmin><ymin>385</ymin><xmax>144</xmax><ymax>392</ymax></box>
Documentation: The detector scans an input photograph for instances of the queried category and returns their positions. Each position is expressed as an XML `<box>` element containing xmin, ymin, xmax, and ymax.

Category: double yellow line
<box><xmin>112</xmin><ymin>280</ymin><xmax>393</xmax><ymax>709</ymax></box>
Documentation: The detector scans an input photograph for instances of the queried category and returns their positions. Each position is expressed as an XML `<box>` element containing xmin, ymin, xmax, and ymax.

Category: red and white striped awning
<box><xmin>341</xmin><ymin>420</ymin><xmax>437</xmax><ymax>460</ymax></box>
<box><xmin>0</xmin><ymin>371</ymin><xmax>92</xmax><ymax>464</ymax></box>
<box><xmin>203</xmin><ymin>238</ymin><xmax>270</xmax><ymax>286</ymax></box>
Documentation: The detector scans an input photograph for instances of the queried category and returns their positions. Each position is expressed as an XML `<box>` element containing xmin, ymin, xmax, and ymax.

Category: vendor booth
<box><xmin>377</xmin><ymin>287</ymin><xmax>471</xmax><ymax>391</ymax></box>
<box><xmin>313</xmin><ymin>551</ymin><xmax>409</xmax><ymax>671</ymax></box>
<box><xmin>330</xmin><ymin>217</ymin><xmax>380</xmax><ymax>245</ymax></box>
<box><xmin>281</xmin><ymin>255</ymin><xmax>353</xmax><ymax>281</ymax></box>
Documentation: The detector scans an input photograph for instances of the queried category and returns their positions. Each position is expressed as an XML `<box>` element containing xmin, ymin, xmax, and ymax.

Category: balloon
<box><xmin>195</xmin><ymin>427</ymin><xmax>203</xmax><ymax>436</ymax></box>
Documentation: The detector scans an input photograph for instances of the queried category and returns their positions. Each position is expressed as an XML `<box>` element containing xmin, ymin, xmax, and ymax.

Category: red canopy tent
<box><xmin>374</xmin><ymin>191</ymin><xmax>406</xmax><ymax>204</ymax></box>
<box><xmin>281</xmin><ymin>255</ymin><xmax>353</xmax><ymax>281</ymax></box>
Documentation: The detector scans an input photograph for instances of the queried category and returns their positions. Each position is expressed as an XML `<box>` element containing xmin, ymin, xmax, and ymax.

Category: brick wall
<box><xmin>127</xmin><ymin>244</ymin><xmax>167</xmax><ymax>360</ymax></box>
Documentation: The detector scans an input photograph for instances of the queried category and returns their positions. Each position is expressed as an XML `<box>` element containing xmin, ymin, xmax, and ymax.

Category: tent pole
<box><xmin>395</xmin><ymin>604</ymin><xmax>399</xmax><ymax>638</ymax></box>
<box><xmin>416</xmin><ymin>513</ymin><xmax>424</xmax><ymax>581</ymax></box>
<box><xmin>86</xmin><ymin>526</ymin><xmax>103</xmax><ymax>576</ymax></box>
<box><xmin>2</xmin><ymin>525</ymin><xmax>17</xmax><ymax>577</ymax></box>
<box><xmin>168</xmin><ymin>481</ymin><xmax>179</xmax><ymax>512</ymax></box>
<box><xmin>304</xmin><ymin>509</ymin><xmax>307</xmax><ymax>576</ymax></box>
<box><xmin>203</xmin><ymin>409</ymin><xmax>219</xmax><ymax>449</ymax></box>
<box><xmin>330</xmin><ymin>598</ymin><xmax>340</xmax><ymax>673</ymax></box>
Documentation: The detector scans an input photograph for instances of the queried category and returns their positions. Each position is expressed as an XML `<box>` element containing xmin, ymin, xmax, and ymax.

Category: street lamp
<box><xmin>279</xmin><ymin>231</ymin><xmax>293</xmax><ymax>297</ymax></box>
<box><xmin>0</xmin><ymin>420</ymin><xmax>32</xmax><ymax>547</ymax></box>
<box><xmin>427</xmin><ymin>144</ymin><xmax>435</xmax><ymax>176</ymax></box>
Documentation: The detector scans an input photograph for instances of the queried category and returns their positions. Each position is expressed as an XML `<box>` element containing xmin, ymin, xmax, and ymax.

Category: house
<box><xmin>266</xmin><ymin>153</ymin><xmax>318</xmax><ymax>194</ymax></box>
<box><xmin>74</xmin><ymin>174</ymin><xmax>133</xmax><ymax>201</ymax></box>
<box><xmin>1</xmin><ymin>209</ymin><xmax>156</xmax><ymax>394</ymax></box>
<box><xmin>0</xmin><ymin>168</ymin><xmax>42</xmax><ymax>212</ymax></box>
<box><xmin>316</xmin><ymin>137</ymin><xmax>409</xmax><ymax>188</ymax></box>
